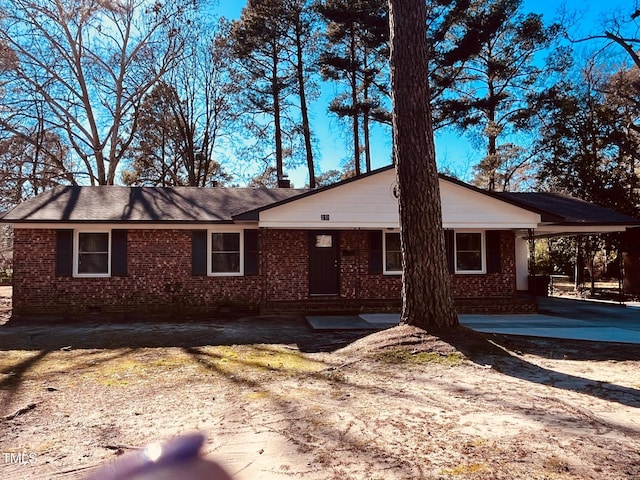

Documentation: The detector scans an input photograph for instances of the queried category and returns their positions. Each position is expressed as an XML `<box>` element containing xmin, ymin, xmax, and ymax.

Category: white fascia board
<box><xmin>533</xmin><ymin>224</ymin><xmax>630</xmax><ymax>236</ymax></box>
<box><xmin>443</xmin><ymin>223</ymin><xmax>540</xmax><ymax>230</ymax></box>
<box><xmin>12</xmin><ymin>219</ymin><xmax>536</xmax><ymax>230</ymax></box>
<box><xmin>10</xmin><ymin>222</ymin><xmax>259</xmax><ymax>230</ymax></box>
<box><xmin>259</xmin><ymin>220</ymin><xmax>541</xmax><ymax>230</ymax></box>
<box><xmin>259</xmin><ymin>221</ymin><xmax>400</xmax><ymax>229</ymax></box>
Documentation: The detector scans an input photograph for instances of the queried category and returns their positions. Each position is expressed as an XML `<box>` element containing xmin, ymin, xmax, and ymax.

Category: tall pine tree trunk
<box><xmin>271</xmin><ymin>40</ymin><xmax>284</xmax><ymax>182</ymax></box>
<box><xmin>363</xmin><ymin>51</ymin><xmax>372</xmax><ymax>173</ymax></box>
<box><xmin>486</xmin><ymin>81</ymin><xmax>498</xmax><ymax>191</ymax></box>
<box><xmin>388</xmin><ymin>0</ymin><xmax>458</xmax><ymax>330</ymax></box>
<box><xmin>294</xmin><ymin>21</ymin><xmax>315</xmax><ymax>188</ymax></box>
<box><xmin>350</xmin><ymin>29</ymin><xmax>361</xmax><ymax>176</ymax></box>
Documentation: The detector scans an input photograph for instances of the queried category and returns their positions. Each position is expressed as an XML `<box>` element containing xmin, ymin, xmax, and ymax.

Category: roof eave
<box><xmin>533</xmin><ymin>222</ymin><xmax>640</xmax><ymax>237</ymax></box>
<box><xmin>540</xmin><ymin>221</ymin><xmax>640</xmax><ymax>227</ymax></box>
<box><xmin>5</xmin><ymin>219</ymin><xmax>239</xmax><ymax>225</ymax></box>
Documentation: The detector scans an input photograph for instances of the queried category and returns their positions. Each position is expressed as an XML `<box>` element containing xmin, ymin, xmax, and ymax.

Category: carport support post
<box><xmin>575</xmin><ymin>236</ymin><xmax>583</xmax><ymax>292</ymax></box>
<box><xmin>528</xmin><ymin>229</ymin><xmax>536</xmax><ymax>298</ymax></box>
<box><xmin>618</xmin><ymin>243</ymin><xmax>625</xmax><ymax>304</ymax></box>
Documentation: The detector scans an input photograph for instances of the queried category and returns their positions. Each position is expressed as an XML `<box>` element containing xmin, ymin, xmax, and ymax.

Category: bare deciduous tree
<box><xmin>0</xmin><ymin>129</ymin><xmax>71</xmax><ymax>209</ymax></box>
<box><xmin>0</xmin><ymin>0</ymin><xmax>196</xmax><ymax>185</ymax></box>
<box><xmin>123</xmin><ymin>19</ymin><xmax>238</xmax><ymax>187</ymax></box>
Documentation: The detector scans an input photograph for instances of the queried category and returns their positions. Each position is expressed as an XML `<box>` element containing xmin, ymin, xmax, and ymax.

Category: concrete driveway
<box><xmin>308</xmin><ymin>296</ymin><xmax>640</xmax><ymax>344</ymax></box>
<box><xmin>459</xmin><ymin>296</ymin><xmax>640</xmax><ymax>344</ymax></box>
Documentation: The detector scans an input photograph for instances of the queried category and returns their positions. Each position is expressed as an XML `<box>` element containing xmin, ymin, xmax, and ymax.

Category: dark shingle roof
<box><xmin>497</xmin><ymin>192</ymin><xmax>640</xmax><ymax>225</ymax></box>
<box><xmin>0</xmin><ymin>186</ymin><xmax>308</xmax><ymax>223</ymax></box>
<box><xmin>2</xmin><ymin>173</ymin><xmax>639</xmax><ymax>228</ymax></box>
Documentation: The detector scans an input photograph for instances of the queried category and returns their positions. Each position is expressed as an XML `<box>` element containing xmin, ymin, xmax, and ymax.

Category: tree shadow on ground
<box><xmin>0</xmin><ymin>314</ymin><xmax>375</xmax><ymax>353</ymax></box>
<box><xmin>3</xmin><ymin>312</ymin><xmax>639</xmax><ymax>409</ymax></box>
<box><xmin>0</xmin><ymin>348</ymin><xmax>146</xmax><ymax>417</ymax></box>
<box><xmin>436</xmin><ymin>325</ymin><xmax>640</xmax><ymax>409</ymax></box>
<box><xmin>0</xmin><ymin>349</ymin><xmax>51</xmax><ymax>415</ymax></box>
<box><xmin>180</xmin><ymin>345</ymin><xmax>429</xmax><ymax>477</ymax></box>
<box><xmin>493</xmin><ymin>333</ymin><xmax>640</xmax><ymax>361</ymax></box>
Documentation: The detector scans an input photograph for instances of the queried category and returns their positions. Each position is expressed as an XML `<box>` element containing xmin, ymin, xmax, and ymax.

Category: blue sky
<box><xmin>214</xmin><ymin>0</ymin><xmax>634</xmax><ymax>187</ymax></box>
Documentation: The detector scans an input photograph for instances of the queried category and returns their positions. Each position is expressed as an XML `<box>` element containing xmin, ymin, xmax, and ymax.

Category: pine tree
<box><xmin>317</xmin><ymin>0</ymin><xmax>390</xmax><ymax>176</ymax></box>
<box><xmin>232</xmin><ymin>0</ymin><xmax>318</xmax><ymax>187</ymax></box>
<box><xmin>438</xmin><ymin>0</ymin><xmax>564</xmax><ymax>191</ymax></box>
<box><xmin>388</xmin><ymin>0</ymin><xmax>458</xmax><ymax>329</ymax></box>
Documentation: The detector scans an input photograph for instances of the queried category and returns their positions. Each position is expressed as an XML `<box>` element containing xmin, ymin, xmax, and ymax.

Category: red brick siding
<box><xmin>450</xmin><ymin>231</ymin><xmax>516</xmax><ymax>298</ymax></box>
<box><xmin>12</xmin><ymin>228</ymin><xmax>520</xmax><ymax>316</ymax></box>
<box><xmin>261</xmin><ymin>230</ymin><xmax>403</xmax><ymax>302</ymax></box>
<box><xmin>12</xmin><ymin>229</ymin><xmax>263</xmax><ymax>315</ymax></box>
<box><xmin>263</xmin><ymin>229</ymin><xmax>308</xmax><ymax>300</ymax></box>
<box><xmin>12</xmin><ymin>229</ymin><xmax>58</xmax><ymax>311</ymax></box>
<box><xmin>262</xmin><ymin>229</ymin><xmax>523</xmax><ymax>313</ymax></box>
<box><xmin>339</xmin><ymin>230</ymin><xmax>402</xmax><ymax>299</ymax></box>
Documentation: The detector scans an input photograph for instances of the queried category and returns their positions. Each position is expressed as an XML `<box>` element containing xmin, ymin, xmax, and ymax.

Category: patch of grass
<box><xmin>0</xmin><ymin>345</ymin><xmax>327</xmax><ymax>389</ymax></box>
<box><xmin>0</xmin><ymin>349</ymin><xmax>199</xmax><ymax>389</ymax></box>
<box><xmin>79</xmin><ymin>352</ymin><xmax>198</xmax><ymax>387</ymax></box>
<box><xmin>196</xmin><ymin>345</ymin><xmax>327</xmax><ymax>376</ymax></box>
<box><xmin>372</xmin><ymin>347</ymin><xmax>464</xmax><ymax>366</ymax></box>
<box><xmin>313</xmin><ymin>368</ymin><xmax>348</xmax><ymax>384</ymax></box>
<box><xmin>0</xmin><ymin>350</ymin><xmax>28</xmax><ymax>368</ymax></box>
<box><xmin>32</xmin><ymin>441</ymin><xmax>57</xmax><ymax>453</ymax></box>
<box><xmin>469</xmin><ymin>438</ymin><xmax>488</xmax><ymax>448</ymax></box>
<box><xmin>244</xmin><ymin>390</ymin><xmax>268</xmax><ymax>400</ymax></box>
<box><xmin>543</xmin><ymin>455</ymin><xmax>570</xmax><ymax>474</ymax></box>
<box><xmin>439</xmin><ymin>462</ymin><xmax>488</xmax><ymax>476</ymax></box>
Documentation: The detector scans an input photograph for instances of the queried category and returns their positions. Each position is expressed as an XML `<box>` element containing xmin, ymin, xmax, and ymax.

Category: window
<box><xmin>76</xmin><ymin>232</ymin><xmax>110</xmax><ymax>276</ymax></box>
<box><xmin>455</xmin><ymin>231</ymin><xmax>485</xmax><ymax>274</ymax></box>
<box><xmin>315</xmin><ymin>234</ymin><xmax>333</xmax><ymax>248</ymax></box>
<box><xmin>210</xmin><ymin>232</ymin><xmax>242</xmax><ymax>275</ymax></box>
<box><xmin>193</xmin><ymin>229</ymin><xmax>257</xmax><ymax>277</ymax></box>
<box><xmin>384</xmin><ymin>231</ymin><xmax>402</xmax><ymax>274</ymax></box>
<box><xmin>57</xmin><ymin>230</ymin><xmax>126</xmax><ymax>278</ymax></box>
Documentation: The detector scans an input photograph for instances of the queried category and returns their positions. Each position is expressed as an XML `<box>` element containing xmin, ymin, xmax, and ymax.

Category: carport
<box><xmin>496</xmin><ymin>192</ymin><xmax>640</xmax><ymax>297</ymax></box>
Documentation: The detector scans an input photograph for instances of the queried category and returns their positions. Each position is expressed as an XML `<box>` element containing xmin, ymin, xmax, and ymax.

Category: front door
<box><xmin>309</xmin><ymin>232</ymin><xmax>339</xmax><ymax>295</ymax></box>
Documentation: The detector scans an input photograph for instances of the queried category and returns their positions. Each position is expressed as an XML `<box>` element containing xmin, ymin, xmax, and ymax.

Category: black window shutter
<box><xmin>486</xmin><ymin>230</ymin><xmax>502</xmax><ymax>273</ymax></box>
<box><xmin>244</xmin><ymin>229</ymin><xmax>259</xmax><ymax>276</ymax></box>
<box><xmin>56</xmin><ymin>229</ymin><xmax>74</xmax><ymax>277</ymax></box>
<box><xmin>111</xmin><ymin>229</ymin><xmax>128</xmax><ymax>277</ymax></box>
<box><xmin>369</xmin><ymin>231</ymin><xmax>383</xmax><ymax>274</ymax></box>
<box><xmin>444</xmin><ymin>229</ymin><xmax>455</xmax><ymax>273</ymax></box>
<box><xmin>192</xmin><ymin>230</ymin><xmax>207</xmax><ymax>276</ymax></box>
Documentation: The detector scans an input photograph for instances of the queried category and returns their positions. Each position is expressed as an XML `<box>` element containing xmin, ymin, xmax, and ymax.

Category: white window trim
<box><xmin>208</xmin><ymin>228</ymin><xmax>244</xmax><ymax>277</ymax></box>
<box><xmin>454</xmin><ymin>230</ymin><xmax>486</xmax><ymax>274</ymax></box>
<box><xmin>73</xmin><ymin>229</ymin><xmax>111</xmax><ymax>278</ymax></box>
<box><xmin>383</xmin><ymin>230</ymin><xmax>402</xmax><ymax>275</ymax></box>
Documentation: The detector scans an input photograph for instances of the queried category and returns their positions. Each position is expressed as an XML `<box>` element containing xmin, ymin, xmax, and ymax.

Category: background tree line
<box><xmin>0</xmin><ymin>0</ymin><xmax>638</xmax><ymax>224</ymax></box>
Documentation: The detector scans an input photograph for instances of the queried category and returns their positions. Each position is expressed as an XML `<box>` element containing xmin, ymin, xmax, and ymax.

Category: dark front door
<box><xmin>309</xmin><ymin>232</ymin><xmax>339</xmax><ymax>295</ymax></box>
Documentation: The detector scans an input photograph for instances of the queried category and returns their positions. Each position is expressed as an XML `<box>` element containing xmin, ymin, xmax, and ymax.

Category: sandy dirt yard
<box><xmin>1</xmin><ymin>285</ymin><xmax>639</xmax><ymax>480</ymax></box>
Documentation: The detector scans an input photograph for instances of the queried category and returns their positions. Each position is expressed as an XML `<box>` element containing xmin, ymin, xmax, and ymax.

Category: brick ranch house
<box><xmin>2</xmin><ymin>166</ymin><xmax>639</xmax><ymax>318</ymax></box>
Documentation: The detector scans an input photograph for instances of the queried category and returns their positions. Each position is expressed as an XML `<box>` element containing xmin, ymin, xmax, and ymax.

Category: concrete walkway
<box><xmin>307</xmin><ymin>297</ymin><xmax>640</xmax><ymax>344</ymax></box>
